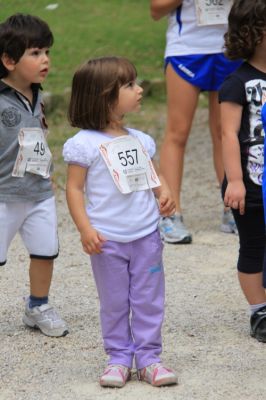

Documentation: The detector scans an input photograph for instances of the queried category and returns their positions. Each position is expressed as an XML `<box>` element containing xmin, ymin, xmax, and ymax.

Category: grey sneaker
<box><xmin>23</xmin><ymin>301</ymin><xmax>69</xmax><ymax>337</ymax></box>
<box><xmin>220</xmin><ymin>209</ymin><xmax>238</xmax><ymax>234</ymax></box>
<box><xmin>159</xmin><ymin>214</ymin><xmax>192</xmax><ymax>244</ymax></box>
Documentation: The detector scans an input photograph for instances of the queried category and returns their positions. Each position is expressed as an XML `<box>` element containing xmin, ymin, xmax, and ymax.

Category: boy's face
<box><xmin>10</xmin><ymin>47</ymin><xmax>50</xmax><ymax>86</ymax></box>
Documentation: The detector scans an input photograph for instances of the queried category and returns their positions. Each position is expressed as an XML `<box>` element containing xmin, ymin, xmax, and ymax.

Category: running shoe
<box><xmin>159</xmin><ymin>213</ymin><xmax>192</xmax><ymax>244</ymax></box>
<box><xmin>23</xmin><ymin>300</ymin><xmax>69</xmax><ymax>337</ymax></box>
<box><xmin>220</xmin><ymin>208</ymin><xmax>238</xmax><ymax>234</ymax></box>
<box><xmin>100</xmin><ymin>364</ymin><xmax>131</xmax><ymax>388</ymax></box>
<box><xmin>250</xmin><ymin>305</ymin><xmax>266</xmax><ymax>343</ymax></box>
<box><xmin>138</xmin><ymin>362</ymin><xmax>177</xmax><ymax>386</ymax></box>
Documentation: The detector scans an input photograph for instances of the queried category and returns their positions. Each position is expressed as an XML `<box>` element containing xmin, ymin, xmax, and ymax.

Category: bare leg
<box><xmin>160</xmin><ymin>63</ymin><xmax>200</xmax><ymax>212</ymax></box>
<box><xmin>208</xmin><ymin>91</ymin><xmax>224</xmax><ymax>185</ymax></box>
<box><xmin>29</xmin><ymin>258</ymin><xmax>53</xmax><ymax>297</ymax></box>
<box><xmin>209</xmin><ymin>91</ymin><xmax>238</xmax><ymax>233</ymax></box>
<box><xmin>238</xmin><ymin>271</ymin><xmax>266</xmax><ymax>305</ymax></box>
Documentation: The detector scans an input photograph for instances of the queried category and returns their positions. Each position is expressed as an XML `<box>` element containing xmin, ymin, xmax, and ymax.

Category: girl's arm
<box><xmin>66</xmin><ymin>164</ymin><xmax>105</xmax><ymax>254</ymax></box>
<box><xmin>221</xmin><ymin>102</ymin><xmax>246</xmax><ymax>215</ymax></box>
<box><xmin>150</xmin><ymin>0</ymin><xmax>182</xmax><ymax>20</ymax></box>
<box><xmin>152</xmin><ymin>159</ymin><xmax>176</xmax><ymax>216</ymax></box>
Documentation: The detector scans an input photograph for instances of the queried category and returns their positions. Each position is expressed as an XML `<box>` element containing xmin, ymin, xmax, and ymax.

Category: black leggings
<box><xmin>232</xmin><ymin>207</ymin><xmax>266</xmax><ymax>274</ymax></box>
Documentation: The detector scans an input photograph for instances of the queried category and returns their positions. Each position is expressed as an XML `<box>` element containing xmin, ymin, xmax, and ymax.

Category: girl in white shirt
<box><xmin>63</xmin><ymin>56</ymin><xmax>177</xmax><ymax>388</ymax></box>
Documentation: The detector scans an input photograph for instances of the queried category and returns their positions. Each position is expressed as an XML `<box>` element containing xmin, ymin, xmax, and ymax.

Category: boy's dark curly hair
<box><xmin>224</xmin><ymin>0</ymin><xmax>266</xmax><ymax>60</ymax></box>
<box><xmin>0</xmin><ymin>13</ymin><xmax>53</xmax><ymax>78</ymax></box>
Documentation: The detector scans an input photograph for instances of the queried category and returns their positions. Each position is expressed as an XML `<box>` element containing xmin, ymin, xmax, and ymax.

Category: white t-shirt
<box><xmin>63</xmin><ymin>128</ymin><xmax>160</xmax><ymax>242</ymax></box>
<box><xmin>165</xmin><ymin>0</ymin><xmax>228</xmax><ymax>57</ymax></box>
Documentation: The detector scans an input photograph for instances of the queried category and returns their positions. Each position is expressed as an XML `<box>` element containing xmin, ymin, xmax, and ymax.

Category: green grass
<box><xmin>1</xmin><ymin>2</ymin><xmax>208</xmax><ymax>187</ymax></box>
<box><xmin>1</xmin><ymin>1</ymin><xmax>171</xmax><ymax>185</ymax></box>
<box><xmin>1</xmin><ymin>0</ymin><xmax>167</xmax><ymax>94</ymax></box>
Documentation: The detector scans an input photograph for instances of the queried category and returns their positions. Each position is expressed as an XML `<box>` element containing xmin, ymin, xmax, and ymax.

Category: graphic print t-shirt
<box><xmin>219</xmin><ymin>62</ymin><xmax>266</xmax><ymax>207</ymax></box>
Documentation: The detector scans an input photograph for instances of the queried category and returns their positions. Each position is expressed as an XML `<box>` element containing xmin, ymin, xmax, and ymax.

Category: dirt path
<box><xmin>0</xmin><ymin>109</ymin><xmax>264</xmax><ymax>400</ymax></box>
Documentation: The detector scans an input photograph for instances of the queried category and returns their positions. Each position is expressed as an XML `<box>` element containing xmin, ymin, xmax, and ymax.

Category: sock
<box><xmin>250</xmin><ymin>302</ymin><xmax>266</xmax><ymax>315</ymax></box>
<box><xmin>29</xmin><ymin>295</ymin><xmax>48</xmax><ymax>309</ymax></box>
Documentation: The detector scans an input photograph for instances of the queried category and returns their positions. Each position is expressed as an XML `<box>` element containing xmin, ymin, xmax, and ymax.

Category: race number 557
<box><xmin>117</xmin><ymin>148</ymin><xmax>138</xmax><ymax>166</ymax></box>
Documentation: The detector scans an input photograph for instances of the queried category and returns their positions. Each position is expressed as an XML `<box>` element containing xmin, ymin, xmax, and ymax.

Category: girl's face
<box><xmin>114</xmin><ymin>80</ymin><xmax>143</xmax><ymax>117</ymax></box>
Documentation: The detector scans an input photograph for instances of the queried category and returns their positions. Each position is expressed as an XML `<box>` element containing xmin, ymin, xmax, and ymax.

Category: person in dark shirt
<box><xmin>219</xmin><ymin>0</ymin><xmax>266</xmax><ymax>343</ymax></box>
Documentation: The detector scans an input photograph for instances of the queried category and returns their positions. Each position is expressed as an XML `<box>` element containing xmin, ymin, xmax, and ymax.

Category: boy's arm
<box><xmin>66</xmin><ymin>164</ymin><xmax>105</xmax><ymax>254</ymax></box>
<box><xmin>150</xmin><ymin>0</ymin><xmax>182</xmax><ymax>20</ymax></box>
<box><xmin>152</xmin><ymin>159</ymin><xmax>176</xmax><ymax>216</ymax></box>
<box><xmin>221</xmin><ymin>101</ymin><xmax>246</xmax><ymax>215</ymax></box>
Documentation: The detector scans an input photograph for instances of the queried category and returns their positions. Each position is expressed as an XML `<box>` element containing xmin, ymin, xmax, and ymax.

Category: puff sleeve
<box><xmin>63</xmin><ymin>136</ymin><xmax>93</xmax><ymax>167</ymax></box>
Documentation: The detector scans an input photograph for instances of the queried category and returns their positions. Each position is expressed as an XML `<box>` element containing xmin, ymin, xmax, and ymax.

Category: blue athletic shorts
<box><xmin>165</xmin><ymin>54</ymin><xmax>242</xmax><ymax>91</ymax></box>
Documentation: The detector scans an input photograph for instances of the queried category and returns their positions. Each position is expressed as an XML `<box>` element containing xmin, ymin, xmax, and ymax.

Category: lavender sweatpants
<box><xmin>90</xmin><ymin>229</ymin><xmax>165</xmax><ymax>370</ymax></box>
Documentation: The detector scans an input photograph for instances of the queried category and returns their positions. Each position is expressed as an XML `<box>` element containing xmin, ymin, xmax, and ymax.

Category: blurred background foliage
<box><xmin>0</xmin><ymin>2</ymin><xmax>207</xmax><ymax>185</ymax></box>
<box><xmin>1</xmin><ymin>0</ymin><xmax>167</xmax><ymax>94</ymax></box>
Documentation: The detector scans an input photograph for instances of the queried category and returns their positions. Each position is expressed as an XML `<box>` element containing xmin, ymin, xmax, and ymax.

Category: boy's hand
<box><xmin>80</xmin><ymin>227</ymin><xmax>106</xmax><ymax>255</ymax></box>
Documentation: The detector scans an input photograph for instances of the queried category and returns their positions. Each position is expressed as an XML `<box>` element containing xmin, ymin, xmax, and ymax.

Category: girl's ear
<box><xmin>1</xmin><ymin>53</ymin><xmax>16</xmax><ymax>72</ymax></box>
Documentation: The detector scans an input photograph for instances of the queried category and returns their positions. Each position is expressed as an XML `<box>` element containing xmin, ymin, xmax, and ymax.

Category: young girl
<box><xmin>219</xmin><ymin>0</ymin><xmax>266</xmax><ymax>342</ymax></box>
<box><xmin>63</xmin><ymin>56</ymin><xmax>177</xmax><ymax>387</ymax></box>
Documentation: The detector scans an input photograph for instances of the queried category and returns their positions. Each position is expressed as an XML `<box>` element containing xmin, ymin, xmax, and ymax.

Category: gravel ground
<box><xmin>0</xmin><ymin>109</ymin><xmax>265</xmax><ymax>400</ymax></box>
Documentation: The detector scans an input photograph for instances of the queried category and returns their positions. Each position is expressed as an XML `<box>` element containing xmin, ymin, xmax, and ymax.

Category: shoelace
<box><xmin>146</xmin><ymin>363</ymin><xmax>173</xmax><ymax>377</ymax></box>
<box><xmin>105</xmin><ymin>365</ymin><xmax>128</xmax><ymax>374</ymax></box>
<box><xmin>39</xmin><ymin>306</ymin><xmax>61</xmax><ymax>322</ymax></box>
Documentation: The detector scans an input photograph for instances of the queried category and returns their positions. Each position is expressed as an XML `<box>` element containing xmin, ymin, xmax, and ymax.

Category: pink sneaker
<box><xmin>138</xmin><ymin>362</ymin><xmax>177</xmax><ymax>387</ymax></box>
<box><xmin>100</xmin><ymin>364</ymin><xmax>131</xmax><ymax>388</ymax></box>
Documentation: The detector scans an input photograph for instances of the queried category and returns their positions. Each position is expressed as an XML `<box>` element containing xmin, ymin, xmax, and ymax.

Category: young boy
<box><xmin>0</xmin><ymin>13</ymin><xmax>68</xmax><ymax>337</ymax></box>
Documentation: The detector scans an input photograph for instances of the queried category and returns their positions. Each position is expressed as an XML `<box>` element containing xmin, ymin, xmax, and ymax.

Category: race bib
<box><xmin>195</xmin><ymin>0</ymin><xmax>233</xmax><ymax>26</ymax></box>
<box><xmin>12</xmin><ymin>128</ymin><xmax>52</xmax><ymax>178</ymax></box>
<box><xmin>99</xmin><ymin>135</ymin><xmax>161</xmax><ymax>194</ymax></box>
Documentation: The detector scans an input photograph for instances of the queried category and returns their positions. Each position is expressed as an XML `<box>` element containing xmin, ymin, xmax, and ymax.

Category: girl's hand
<box><xmin>151</xmin><ymin>160</ymin><xmax>175</xmax><ymax>216</ymax></box>
<box><xmin>224</xmin><ymin>180</ymin><xmax>246</xmax><ymax>215</ymax></box>
<box><xmin>158</xmin><ymin>189</ymin><xmax>176</xmax><ymax>217</ymax></box>
<box><xmin>80</xmin><ymin>227</ymin><xmax>106</xmax><ymax>255</ymax></box>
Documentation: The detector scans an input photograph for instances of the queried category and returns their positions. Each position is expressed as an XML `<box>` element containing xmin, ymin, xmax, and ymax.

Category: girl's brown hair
<box><xmin>224</xmin><ymin>0</ymin><xmax>266</xmax><ymax>60</ymax></box>
<box><xmin>68</xmin><ymin>56</ymin><xmax>137</xmax><ymax>130</ymax></box>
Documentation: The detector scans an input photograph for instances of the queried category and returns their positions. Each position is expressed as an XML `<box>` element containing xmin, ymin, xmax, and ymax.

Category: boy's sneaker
<box><xmin>250</xmin><ymin>305</ymin><xmax>266</xmax><ymax>342</ymax></box>
<box><xmin>159</xmin><ymin>214</ymin><xmax>192</xmax><ymax>244</ymax></box>
<box><xmin>138</xmin><ymin>363</ymin><xmax>177</xmax><ymax>387</ymax></box>
<box><xmin>220</xmin><ymin>209</ymin><xmax>238</xmax><ymax>234</ymax></box>
<box><xmin>23</xmin><ymin>301</ymin><xmax>69</xmax><ymax>337</ymax></box>
<box><xmin>100</xmin><ymin>364</ymin><xmax>131</xmax><ymax>388</ymax></box>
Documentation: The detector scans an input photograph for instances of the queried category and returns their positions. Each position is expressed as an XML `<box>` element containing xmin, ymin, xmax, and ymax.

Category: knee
<box><xmin>237</xmin><ymin>245</ymin><xmax>264</xmax><ymax>274</ymax></box>
<box><xmin>210</xmin><ymin>119</ymin><xmax>222</xmax><ymax>142</ymax></box>
<box><xmin>164</xmin><ymin>125</ymin><xmax>190</xmax><ymax>149</ymax></box>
